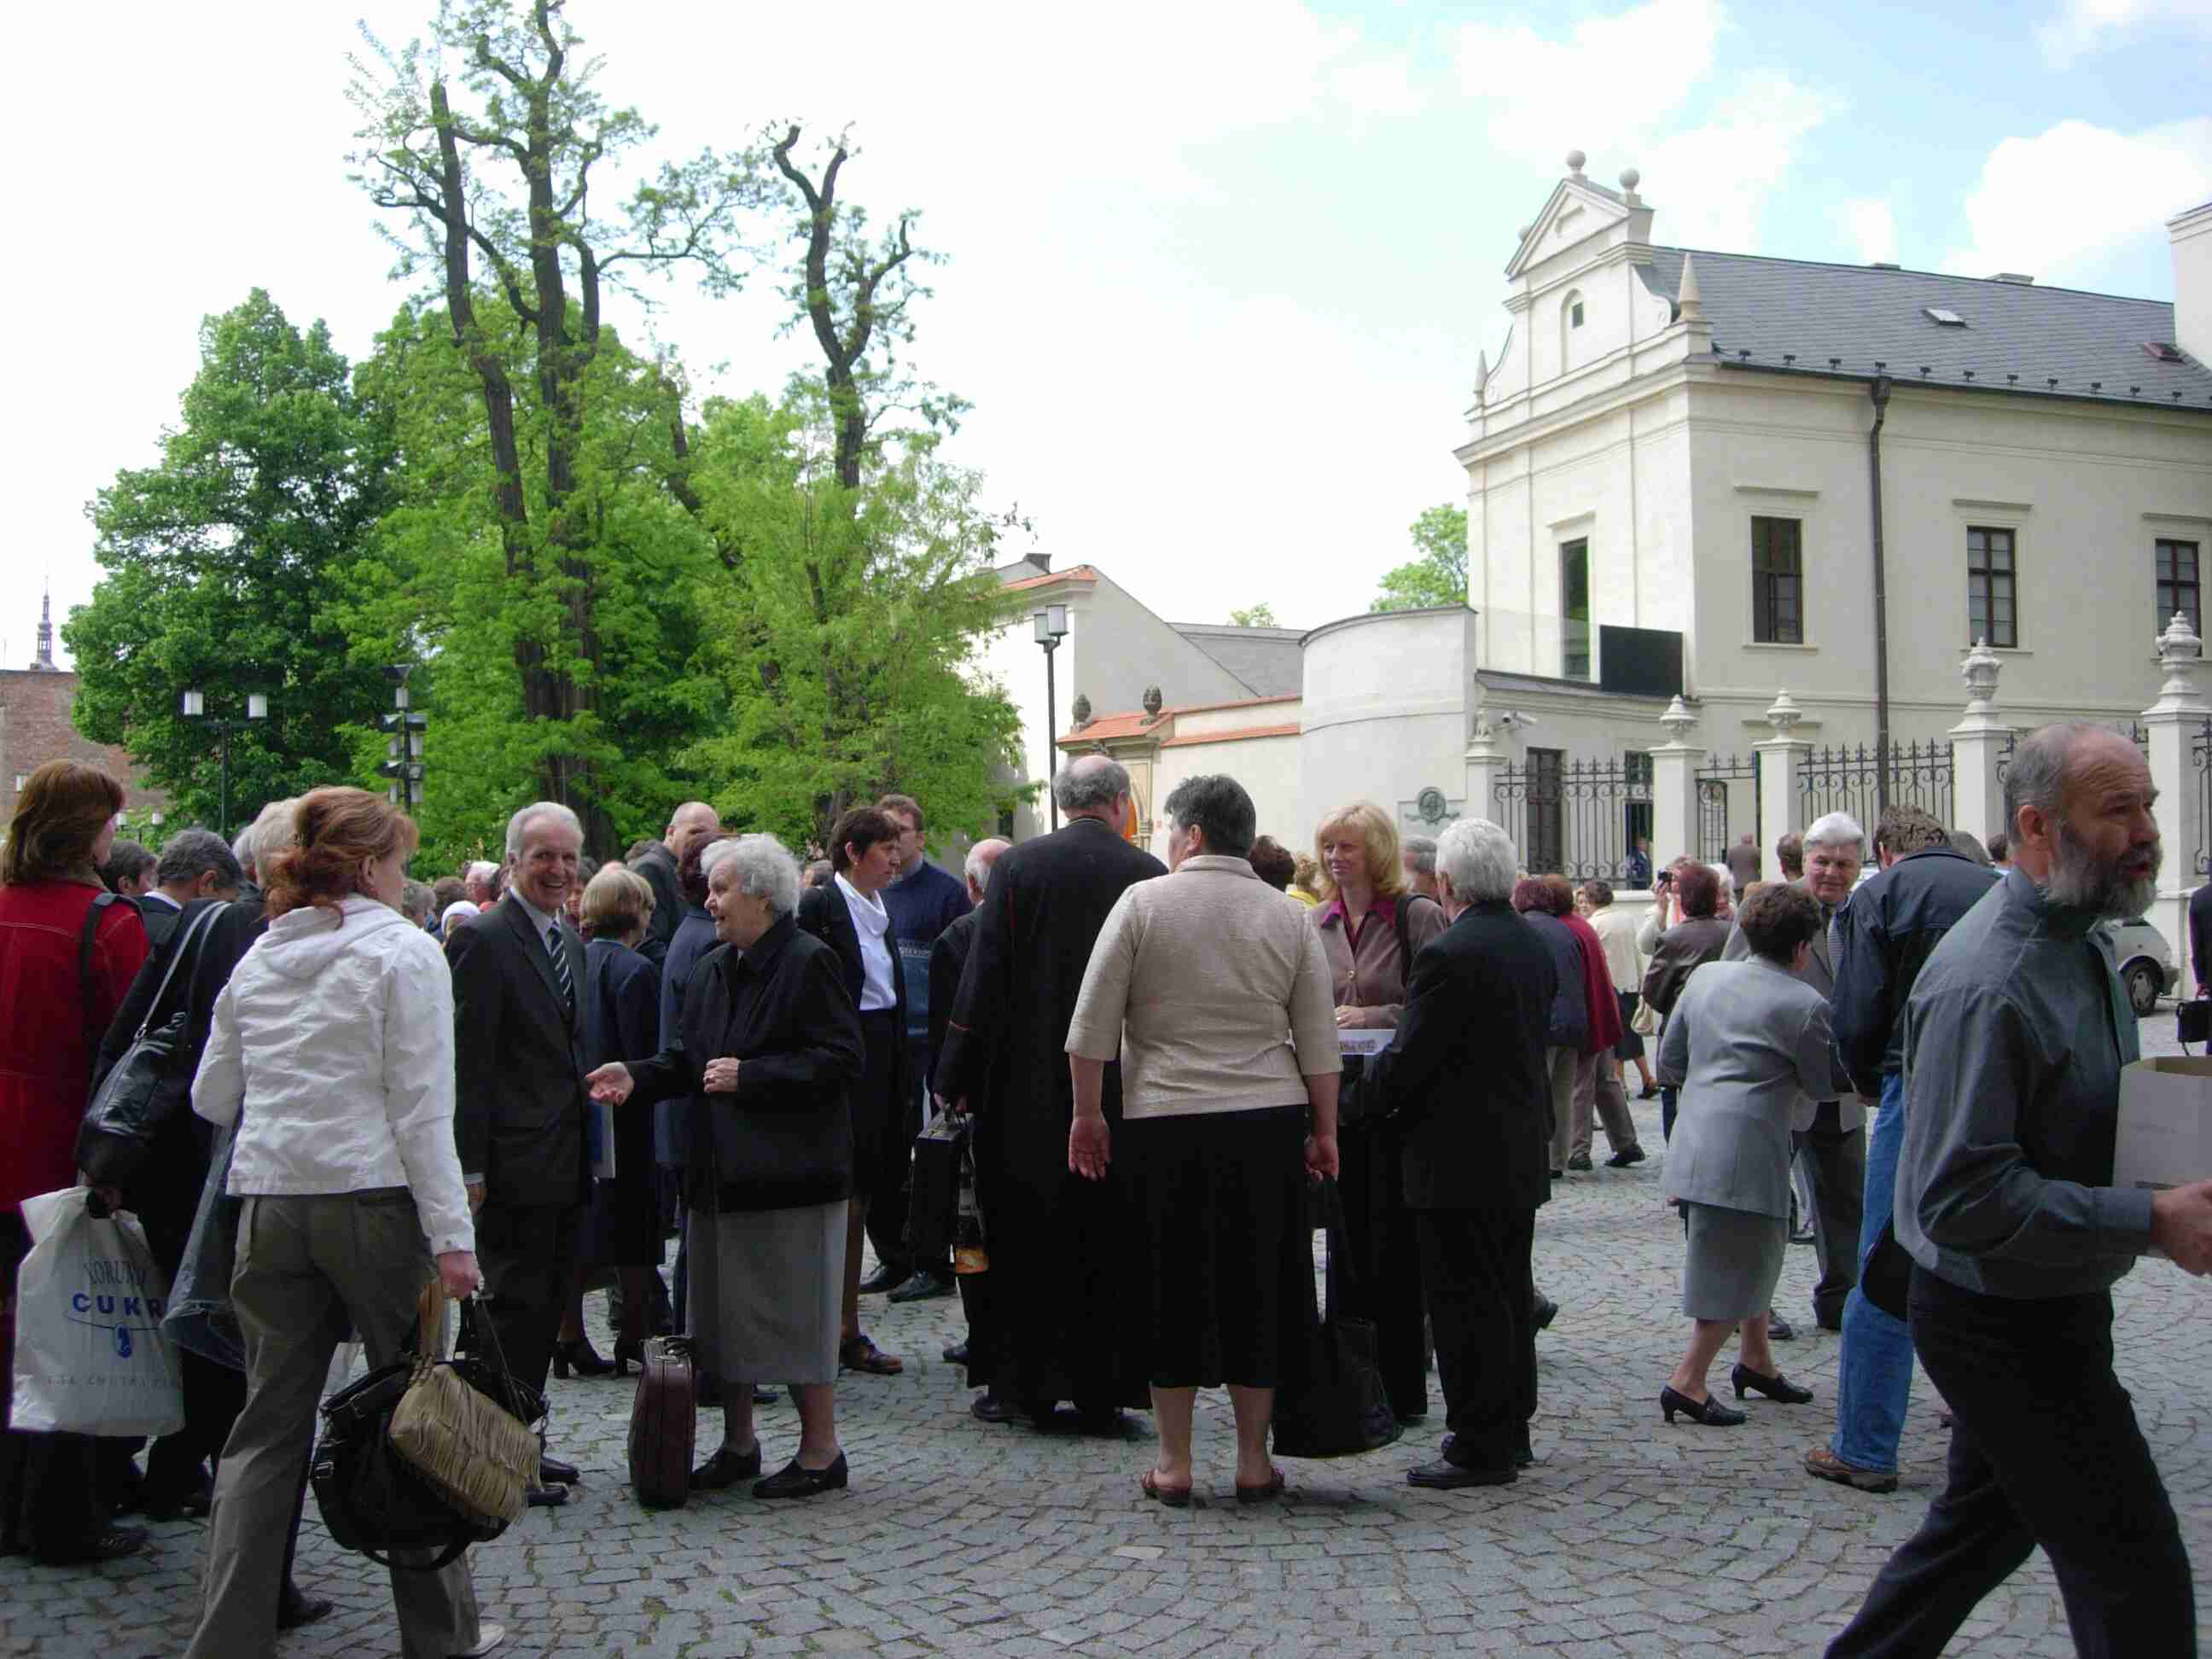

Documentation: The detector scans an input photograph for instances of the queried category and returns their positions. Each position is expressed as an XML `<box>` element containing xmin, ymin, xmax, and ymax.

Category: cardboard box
<box><xmin>2114</xmin><ymin>1057</ymin><xmax>2212</xmax><ymax>1191</ymax></box>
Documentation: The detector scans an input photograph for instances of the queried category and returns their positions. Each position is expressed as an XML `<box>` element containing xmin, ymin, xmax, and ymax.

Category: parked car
<box><xmin>2104</xmin><ymin>917</ymin><xmax>2176</xmax><ymax>1016</ymax></box>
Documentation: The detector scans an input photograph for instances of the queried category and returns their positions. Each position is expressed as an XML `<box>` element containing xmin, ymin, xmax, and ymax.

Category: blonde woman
<box><xmin>1307</xmin><ymin>800</ymin><xmax>1447</xmax><ymax>1423</ymax></box>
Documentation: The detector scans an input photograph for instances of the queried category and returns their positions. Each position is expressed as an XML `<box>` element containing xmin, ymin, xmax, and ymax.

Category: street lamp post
<box><xmin>1033</xmin><ymin>605</ymin><xmax>1069</xmax><ymax>830</ymax></box>
<box><xmin>379</xmin><ymin>666</ymin><xmax>428</xmax><ymax>811</ymax></box>
<box><xmin>181</xmin><ymin>689</ymin><xmax>268</xmax><ymax>838</ymax></box>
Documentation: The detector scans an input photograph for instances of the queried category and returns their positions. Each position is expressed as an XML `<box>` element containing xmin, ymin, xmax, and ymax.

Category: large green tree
<box><xmin>350</xmin><ymin>0</ymin><xmax>764</xmax><ymax>842</ymax></box>
<box><xmin>66</xmin><ymin>290</ymin><xmax>396</xmax><ymax>833</ymax></box>
<box><xmin>1370</xmin><ymin>503</ymin><xmax>1469</xmax><ymax>612</ymax></box>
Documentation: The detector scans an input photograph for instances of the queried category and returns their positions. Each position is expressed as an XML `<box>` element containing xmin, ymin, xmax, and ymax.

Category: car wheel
<box><xmin>2125</xmin><ymin>961</ymin><xmax>2162</xmax><ymax>1016</ymax></box>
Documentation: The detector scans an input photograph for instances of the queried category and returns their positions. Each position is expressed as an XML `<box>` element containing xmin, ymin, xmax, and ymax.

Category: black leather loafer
<box><xmin>970</xmin><ymin>1392</ymin><xmax>1021</xmax><ymax>1423</ymax></box>
<box><xmin>538</xmin><ymin>1453</ymin><xmax>580</xmax><ymax>1486</ymax></box>
<box><xmin>753</xmin><ymin>1452</ymin><xmax>847</xmax><ymax>1499</ymax></box>
<box><xmin>1407</xmin><ymin>1458</ymin><xmax>1515</xmax><ymax>1489</ymax></box>
<box><xmin>690</xmin><ymin>1445</ymin><xmax>764</xmax><ymax>1489</ymax></box>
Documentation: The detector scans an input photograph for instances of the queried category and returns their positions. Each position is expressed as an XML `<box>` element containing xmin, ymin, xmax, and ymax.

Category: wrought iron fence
<box><xmin>1997</xmin><ymin>721</ymin><xmax>2146</xmax><ymax>781</ymax></box>
<box><xmin>1696</xmin><ymin>754</ymin><xmax>1760</xmax><ymax>864</ymax></box>
<box><xmin>1493</xmin><ymin>751</ymin><xmax>1650</xmax><ymax>882</ymax></box>
<box><xmin>1801</xmin><ymin>741</ymin><xmax>1954</xmax><ymax>830</ymax></box>
<box><xmin>2195</xmin><ymin>718</ymin><xmax>2212</xmax><ymax>876</ymax></box>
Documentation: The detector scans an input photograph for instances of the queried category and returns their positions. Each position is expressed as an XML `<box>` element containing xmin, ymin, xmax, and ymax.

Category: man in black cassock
<box><xmin>937</xmin><ymin>756</ymin><xmax>1165</xmax><ymax>1427</ymax></box>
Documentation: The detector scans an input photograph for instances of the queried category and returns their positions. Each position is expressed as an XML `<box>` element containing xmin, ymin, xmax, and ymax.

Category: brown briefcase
<box><xmin>626</xmin><ymin>1336</ymin><xmax>696</xmax><ymax>1508</ymax></box>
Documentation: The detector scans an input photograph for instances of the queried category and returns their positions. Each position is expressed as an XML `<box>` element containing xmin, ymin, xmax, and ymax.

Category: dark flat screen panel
<box><xmin>1598</xmin><ymin>626</ymin><xmax>1682</xmax><ymax>698</ymax></box>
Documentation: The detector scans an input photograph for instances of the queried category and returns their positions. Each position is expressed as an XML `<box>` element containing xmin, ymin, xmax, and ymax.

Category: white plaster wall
<box><xmin>1152</xmin><ymin>733</ymin><xmax>1305</xmax><ymax>847</ymax></box>
<box><xmin>1301</xmin><ymin>609</ymin><xmax>1474</xmax><ymax>835</ymax></box>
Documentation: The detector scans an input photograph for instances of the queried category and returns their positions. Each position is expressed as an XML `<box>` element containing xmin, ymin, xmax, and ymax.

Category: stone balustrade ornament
<box><xmin>2155</xmin><ymin>610</ymin><xmax>2203</xmax><ymax>705</ymax></box>
<box><xmin>1764</xmin><ymin>688</ymin><xmax>1804</xmax><ymax>737</ymax></box>
<box><xmin>1658</xmin><ymin>695</ymin><xmax>1698</xmax><ymax>746</ymax></box>
<box><xmin>1959</xmin><ymin>637</ymin><xmax>2002</xmax><ymax>718</ymax></box>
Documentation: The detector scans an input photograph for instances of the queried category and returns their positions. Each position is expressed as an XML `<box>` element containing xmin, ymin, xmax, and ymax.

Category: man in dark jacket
<box><xmin>937</xmin><ymin>758</ymin><xmax>1164</xmax><ymax>1425</ymax></box>
<box><xmin>870</xmin><ymin>795</ymin><xmax>974</xmax><ymax>1302</ymax></box>
<box><xmin>630</xmin><ymin>801</ymin><xmax>719</xmax><ymax>965</ymax></box>
<box><xmin>923</xmin><ymin>839</ymin><xmax>1008</xmax><ymax>1398</ymax></box>
<box><xmin>1805</xmin><ymin>805</ymin><xmax>1997</xmax><ymax>1495</ymax></box>
<box><xmin>1514</xmin><ymin>878</ymin><xmax>1586</xmax><ymax>1180</ymax></box>
<box><xmin>450</xmin><ymin>801</ymin><xmax>592</xmax><ymax>1505</ymax></box>
<box><xmin>1371</xmin><ymin>818</ymin><xmax>1556</xmax><ymax>1487</ymax></box>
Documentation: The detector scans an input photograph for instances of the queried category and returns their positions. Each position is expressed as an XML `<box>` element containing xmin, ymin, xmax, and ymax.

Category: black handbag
<box><xmin>75</xmin><ymin>901</ymin><xmax>230</xmax><ymax>1188</ymax></box>
<box><xmin>1271</xmin><ymin>1179</ymin><xmax>1401</xmax><ymax>1460</ymax></box>
<box><xmin>310</xmin><ymin>1288</ymin><xmax>545</xmax><ymax>1570</ymax></box>
<box><xmin>905</xmin><ymin>1109</ymin><xmax>966</xmax><ymax>1265</ymax></box>
<box><xmin>1859</xmin><ymin>1215</ymin><xmax>1914</xmax><ymax>1322</ymax></box>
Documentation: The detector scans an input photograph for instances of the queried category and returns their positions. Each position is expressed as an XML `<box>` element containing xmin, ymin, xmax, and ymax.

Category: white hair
<box><xmin>244</xmin><ymin>797</ymin><xmax>300</xmax><ymax>880</ymax></box>
<box><xmin>963</xmin><ymin>838</ymin><xmax>1010</xmax><ymax>893</ymax></box>
<box><xmin>1435</xmin><ymin>817</ymin><xmax>1518</xmax><ymax>904</ymax></box>
<box><xmin>698</xmin><ymin>837</ymin><xmax>741</xmax><ymax>880</ymax></box>
<box><xmin>710</xmin><ymin>833</ymin><xmax>801</xmax><ymax>918</ymax></box>
<box><xmin>1804</xmin><ymin>812</ymin><xmax>1866</xmax><ymax>853</ymax></box>
<box><xmin>467</xmin><ymin>859</ymin><xmax>499</xmax><ymax>884</ymax></box>
<box><xmin>505</xmin><ymin>800</ymin><xmax>585</xmax><ymax>858</ymax></box>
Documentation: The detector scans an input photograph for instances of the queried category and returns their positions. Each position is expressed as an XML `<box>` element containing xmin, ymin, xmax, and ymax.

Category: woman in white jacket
<box><xmin>183</xmin><ymin>788</ymin><xmax>500</xmax><ymax>1659</ymax></box>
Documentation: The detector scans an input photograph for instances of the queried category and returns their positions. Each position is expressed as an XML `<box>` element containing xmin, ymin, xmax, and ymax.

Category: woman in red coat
<box><xmin>0</xmin><ymin>760</ymin><xmax>148</xmax><ymax>1564</ymax></box>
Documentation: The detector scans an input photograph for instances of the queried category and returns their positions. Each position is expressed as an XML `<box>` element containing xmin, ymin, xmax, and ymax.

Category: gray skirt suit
<box><xmin>1657</xmin><ymin>957</ymin><xmax>1836</xmax><ymax>1320</ymax></box>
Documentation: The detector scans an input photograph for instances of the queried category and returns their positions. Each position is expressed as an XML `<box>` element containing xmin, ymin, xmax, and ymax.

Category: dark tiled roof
<box><xmin>1169</xmin><ymin>624</ymin><xmax>1306</xmax><ymax>698</ymax></box>
<box><xmin>1638</xmin><ymin>247</ymin><xmax>2212</xmax><ymax>413</ymax></box>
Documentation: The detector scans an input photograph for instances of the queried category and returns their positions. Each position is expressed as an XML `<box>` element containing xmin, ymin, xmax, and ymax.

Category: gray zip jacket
<box><xmin>1897</xmin><ymin>869</ymin><xmax>2154</xmax><ymax>1298</ymax></box>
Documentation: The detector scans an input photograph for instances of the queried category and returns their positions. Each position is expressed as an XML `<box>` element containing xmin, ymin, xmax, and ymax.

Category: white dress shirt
<box><xmin>834</xmin><ymin>872</ymin><xmax>897</xmax><ymax>1011</ymax></box>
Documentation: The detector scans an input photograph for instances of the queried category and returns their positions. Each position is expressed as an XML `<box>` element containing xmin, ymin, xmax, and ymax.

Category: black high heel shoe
<box><xmin>612</xmin><ymin>1336</ymin><xmax>645</xmax><ymax>1377</ymax></box>
<box><xmin>1660</xmin><ymin>1385</ymin><xmax>1746</xmax><ymax>1426</ymax></box>
<box><xmin>1731</xmin><ymin>1364</ymin><xmax>1813</xmax><ymax>1404</ymax></box>
<box><xmin>552</xmin><ymin>1336</ymin><xmax>614</xmax><ymax>1379</ymax></box>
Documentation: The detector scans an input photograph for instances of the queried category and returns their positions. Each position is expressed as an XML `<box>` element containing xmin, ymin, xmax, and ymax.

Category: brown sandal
<box><xmin>840</xmin><ymin>1334</ymin><xmax>903</xmax><ymax>1375</ymax></box>
<box><xmin>1141</xmin><ymin>1468</ymin><xmax>1191</xmax><ymax>1507</ymax></box>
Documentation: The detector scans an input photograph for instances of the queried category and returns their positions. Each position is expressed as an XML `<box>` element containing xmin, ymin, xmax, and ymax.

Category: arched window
<box><xmin>1559</xmin><ymin>289</ymin><xmax>1586</xmax><ymax>375</ymax></box>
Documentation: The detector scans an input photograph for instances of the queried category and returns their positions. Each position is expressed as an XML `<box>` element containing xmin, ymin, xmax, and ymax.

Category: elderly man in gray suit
<box><xmin>1720</xmin><ymin>811</ymin><xmax>1867</xmax><ymax>1332</ymax></box>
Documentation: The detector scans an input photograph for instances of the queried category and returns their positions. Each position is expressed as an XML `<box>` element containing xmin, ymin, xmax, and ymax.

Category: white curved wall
<box><xmin>1300</xmin><ymin>608</ymin><xmax>1476</xmax><ymax>836</ymax></box>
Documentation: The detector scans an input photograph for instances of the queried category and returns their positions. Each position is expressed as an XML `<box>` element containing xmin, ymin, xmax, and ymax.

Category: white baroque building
<box><xmin>982</xmin><ymin>161</ymin><xmax>2212</xmax><ymax>873</ymax></box>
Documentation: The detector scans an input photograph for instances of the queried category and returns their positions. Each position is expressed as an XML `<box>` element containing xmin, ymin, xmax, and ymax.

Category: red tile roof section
<box><xmin>1159</xmin><ymin>722</ymin><xmax>1301</xmax><ymax>748</ymax></box>
<box><xmin>1002</xmin><ymin>564</ymin><xmax>1102</xmax><ymax>592</ymax></box>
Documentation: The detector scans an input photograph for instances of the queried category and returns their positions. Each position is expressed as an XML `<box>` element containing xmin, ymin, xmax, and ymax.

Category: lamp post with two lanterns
<box><xmin>180</xmin><ymin>689</ymin><xmax>267</xmax><ymax>839</ymax></box>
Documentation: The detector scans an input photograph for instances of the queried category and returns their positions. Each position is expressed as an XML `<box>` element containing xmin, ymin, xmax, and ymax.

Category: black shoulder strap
<box><xmin>78</xmin><ymin>891</ymin><xmax>124</xmax><ymax>1076</ymax></box>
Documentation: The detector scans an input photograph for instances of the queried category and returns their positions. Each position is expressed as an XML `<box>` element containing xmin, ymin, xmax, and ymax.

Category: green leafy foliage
<box><xmin>65</xmin><ymin>291</ymin><xmax>397</xmax><ymax>834</ymax></box>
<box><xmin>1371</xmin><ymin>503</ymin><xmax>1470</xmax><ymax>612</ymax></box>
<box><xmin>1228</xmin><ymin>602</ymin><xmax>1278</xmax><ymax>627</ymax></box>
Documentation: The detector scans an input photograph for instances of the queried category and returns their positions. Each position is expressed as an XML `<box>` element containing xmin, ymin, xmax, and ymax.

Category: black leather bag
<box><xmin>905</xmin><ymin>1109</ymin><xmax>966</xmax><ymax>1265</ymax></box>
<box><xmin>1271</xmin><ymin>1179</ymin><xmax>1401</xmax><ymax>1460</ymax></box>
<box><xmin>75</xmin><ymin>902</ymin><xmax>230</xmax><ymax>1188</ymax></box>
<box><xmin>310</xmin><ymin>1291</ymin><xmax>545</xmax><ymax>1570</ymax></box>
<box><xmin>2179</xmin><ymin>997</ymin><xmax>2211</xmax><ymax>1048</ymax></box>
<box><xmin>1859</xmin><ymin>1215</ymin><xmax>1915</xmax><ymax>1322</ymax></box>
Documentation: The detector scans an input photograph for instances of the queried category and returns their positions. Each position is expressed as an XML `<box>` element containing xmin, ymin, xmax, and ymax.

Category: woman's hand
<box><xmin>436</xmin><ymin>1249</ymin><xmax>482</xmax><ymax>1299</ymax></box>
<box><xmin>585</xmin><ymin>1062</ymin><xmax>634</xmax><ymax>1104</ymax></box>
<box><xmin>1333</xmin><ymin>1005</ymin><xmax>1366</xmax><ymax>1030</ymax></box>
<box><xmin>1305</xmin><ymin>1132</ymin><xmax>1340</xmax><ymax>1181</ymax></box>
<box><xmin>1068</xmin><ymin>1114</ymin><xmax>1111</xmax><ymax>1181</ymax></box>
<box><xmin>702</xmin><ymin>1057</ymin><xmax>741</xmax><ymax>1095</ymax></box>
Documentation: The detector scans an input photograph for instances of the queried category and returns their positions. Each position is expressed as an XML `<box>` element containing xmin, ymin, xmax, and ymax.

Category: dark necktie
<box><xmin>547</xmin><ymin>923</ymin><xmax>574</xmax><ymax>1012</ymax></box>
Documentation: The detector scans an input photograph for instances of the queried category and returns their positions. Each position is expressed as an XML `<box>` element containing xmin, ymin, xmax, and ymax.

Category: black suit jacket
<box><xmin>796</xmin><ymin>880</ymin><xmax>913</xmax><ymax>1109</ymax></box>
<box><xmin>136</xmin><ymin>892</ymin><xmax>184</xmax><ymax>949</ymax></box>
<box><xmin>927</xmin><ymin>910</ymin><xmax>979</xmax><ymax>1092</ymax></box>
<box><xmin>630</xmin><ymin>843</ymin><xmax>682</xmax><ymax>965</ymax></box>
<box><xmin>449</xmin><ymin>897</ymin><xmax>591</xmax><ymax>1207</ymax></box>
<box><xmin>1368</xmin><ymin>899</ymin><xmax>1557</xmax><ymax>1213</ymax></box>
<box><xmin>627</xmin><ymin>917</ymin><xmax>865</xmax><ymax>1212</ymax></box>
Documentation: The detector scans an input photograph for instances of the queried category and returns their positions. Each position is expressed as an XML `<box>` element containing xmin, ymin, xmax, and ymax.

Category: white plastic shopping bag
<box><xmin>9</xmin><ymin>1186</ymin><xmax>185</xmax><ymax>1437</ymax></box>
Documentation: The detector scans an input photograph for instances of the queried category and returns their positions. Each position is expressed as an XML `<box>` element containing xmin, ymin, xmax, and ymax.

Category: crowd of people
<box><xmin>1</xmin><ymin>714</ymin><xmax>2208</xmax><ymax>1656</ymax></box>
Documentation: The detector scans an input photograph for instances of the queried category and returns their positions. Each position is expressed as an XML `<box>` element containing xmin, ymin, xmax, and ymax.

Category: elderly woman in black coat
<box><xmin>587</xmin><ymin>834</ymin><xmax>864</xmax><ymax>1500</ymax></box>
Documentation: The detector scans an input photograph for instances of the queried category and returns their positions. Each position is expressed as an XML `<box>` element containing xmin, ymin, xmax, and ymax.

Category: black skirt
<box><xmin>1121</xmin><ymin>1104</ymin><xmax>1311</xmax><ymax>1390</ymax></box>
<box><xmin>850</xmin><ymin>1008</ymin><xmax>903</xmax><ymax>1203</ymax></box>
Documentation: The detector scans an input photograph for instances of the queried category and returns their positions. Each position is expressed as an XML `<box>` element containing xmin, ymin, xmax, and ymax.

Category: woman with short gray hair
<box><xmin>588</xmin><ymin>833</ymin><xmax>866</xmax><ymax>1499</ymax></box>
<box><xmin>1068</xmin><ymin>773</ymin><xmax>1341</xmax><ymax>1505</ymax></box>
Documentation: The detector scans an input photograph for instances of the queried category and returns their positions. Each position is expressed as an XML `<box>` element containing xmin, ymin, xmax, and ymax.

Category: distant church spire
<box><xmin>30</xmin><ymin>585</ymin><xmax>55</xmax><ymax>672</ymax></box>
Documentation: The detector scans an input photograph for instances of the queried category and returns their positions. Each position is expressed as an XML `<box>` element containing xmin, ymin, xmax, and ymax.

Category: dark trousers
<box><xmin>1333</xmin><ymin>1120</ymin><xmax>1429</xmax><ymax>1420</ymax></box>
<box><xmin>864</xmin><ymin>1051</ymin><xmax>931</xmax><ymax>1279</ymax></box>
<box><xmin>474</xmin><ymin>1198</ymin><xmax>580</xmax><ymax>1400</ymax></box>
<box><xmin>1413</xmin><ymin>1208</ymin><xmax>1536</xmax><ymax>1473</ymax></box>
<box><xmin>1828</xmin><ymin>1267</ymin><xmax>2195</xmax><ymax>1659</ymax></box>
<box><xmin>1792</xmin><ymin>1103</ymin><xmax>1866</xmax><ymax>1328</ymax></box>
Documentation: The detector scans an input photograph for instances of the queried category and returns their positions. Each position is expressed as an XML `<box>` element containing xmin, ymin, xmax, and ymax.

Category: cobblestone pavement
<box><xmin>12</xmin><ymin>1019</ymin><xmax>2210</xmax><ymax>1657</ymax></box>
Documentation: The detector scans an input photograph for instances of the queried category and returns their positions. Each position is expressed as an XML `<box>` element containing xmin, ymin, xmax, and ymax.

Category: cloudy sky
<box><xmin>9</xmin><ymin>0</ymin><xmax>2211</xmax><ymax>669</ymax></box>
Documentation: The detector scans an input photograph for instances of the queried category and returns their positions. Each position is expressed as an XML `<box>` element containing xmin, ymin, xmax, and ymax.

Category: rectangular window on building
<box><xmin>2156</xmin><ymin>538</ymin><xmax>2201</xmax><ymax>638</ymax></box>
<box><xmin>1561</xmin><ymin>538</ymin><xmax>1591</xmax><ymax>679</ymax></box>
<box><xmin>1967</xmin><ymin>527</ymin><xmax>2017</xmax><ymax>647</ymax></box>
<box><xmin>1527</xmin><ymin>747</ymin><xmax>1564</xmax><ymax>873</ymax></box>
<box><xmin>1751</xmin><ymin>516</ymin><xmax>1803</xmax><ymax>643</ymax></box>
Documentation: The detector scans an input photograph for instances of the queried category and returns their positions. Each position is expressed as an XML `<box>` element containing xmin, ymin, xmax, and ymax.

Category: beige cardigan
<box><xmin>1066</xmin><ymin>855</ymin><xmax>1342</xmax><ymax>1120</ymax></box>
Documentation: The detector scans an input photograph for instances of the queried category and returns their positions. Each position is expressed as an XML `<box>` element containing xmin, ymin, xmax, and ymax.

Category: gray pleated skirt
<box><xmin>687</xmin><ymin>1199</ymin><xmax>847</xmax><ymax>1386</ymax></box>
<box><xmin>1679</xmin><ymin>1202</ymin><xmax>1788</xmax><ymax>1322</ymax></box>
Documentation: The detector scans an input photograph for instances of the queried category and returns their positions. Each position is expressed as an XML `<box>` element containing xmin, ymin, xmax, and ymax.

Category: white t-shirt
<box><xmin>834</xmin><ymin>872</ymin><xmax>898</xmax><ymax>1011</ymax></box>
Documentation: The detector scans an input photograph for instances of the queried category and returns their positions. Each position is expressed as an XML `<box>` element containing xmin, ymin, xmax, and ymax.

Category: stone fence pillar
<box><xmin>1650</xmin><ymin>696</ymin><xmax>1705</xmax><ymax>876</ymax></box>
<box><xmin>1949</xmin><ymin>638</ymin><xmax>2009</xmax><ymax>852</ymax></box>
<box><xmin>1464</xmin><ymin>714</ymin><xmax>1510</xmax><ymax>835</ymax></box>
<box><xmin>2144</xmin><ymin>613</ymin><xmax>2208</xmax><ymax>995</ymax></box>
<box><xmin>1755</xmin><ymin>690</ymin><xmax>1811</xmax><ymax>864</ymax></box>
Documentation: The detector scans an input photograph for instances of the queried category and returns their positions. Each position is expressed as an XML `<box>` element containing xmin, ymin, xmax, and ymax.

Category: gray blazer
<box><xmin>1721</xmin><ymin>882</ymin><xmax>1865</xmax><ymax>1132</ymax></box>
<box><xmin>1659</xmin><ymin>958</ymin><xmax>1837</xmax><ymax>1219</ymax></box>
